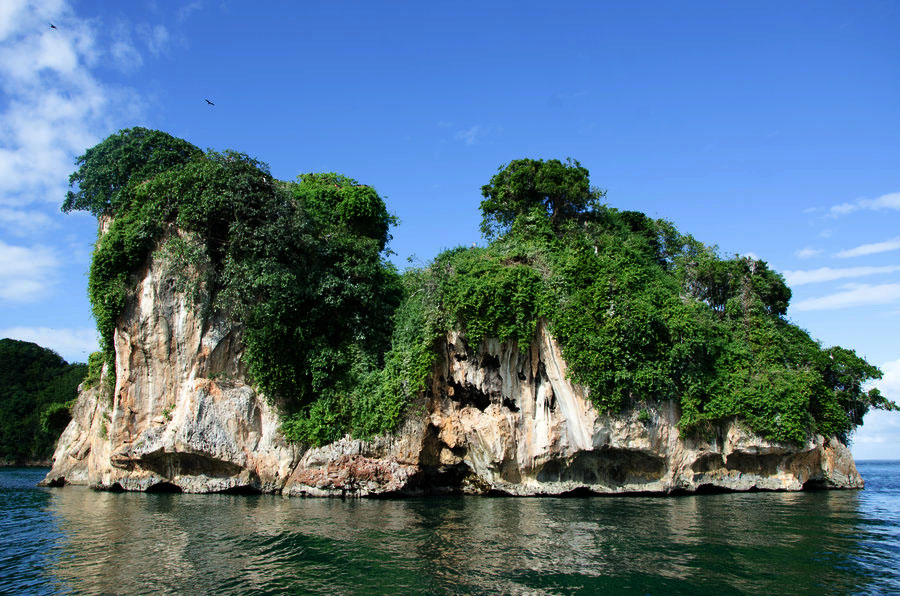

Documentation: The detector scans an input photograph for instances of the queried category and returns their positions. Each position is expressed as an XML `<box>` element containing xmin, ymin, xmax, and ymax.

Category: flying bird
<box><xmin>205</xmin><ymin>98</ymin><xmax>215</xmax><ymax>106</ymax></box>
<box><xmin>49</xmin><ymin>23</ymin><xmax>57</xmax><ymax>29</ymax></box>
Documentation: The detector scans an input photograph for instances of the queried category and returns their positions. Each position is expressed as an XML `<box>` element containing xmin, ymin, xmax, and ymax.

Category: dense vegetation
<box><xmin>64</xmin><ymin>131</ymin><xmax>895</xmax><ymax>446</ymax></box>
<box><xmin>0</xmin><ymin>339</ymin><xmax>87</xmax><ymax>463</ymax></box>
<box><xmin>424</xmin><ymin>158</ymin><xmax>895</xmax><ymax>442</ymax></box>
<box><xmin>64</xmin><ymin>128</ymin><xmax>414</xmax><ymax>444</ymax></box>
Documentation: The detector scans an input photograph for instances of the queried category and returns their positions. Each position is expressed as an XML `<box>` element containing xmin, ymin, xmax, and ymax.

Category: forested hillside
<box><xmin>0</xmin><ymin>339</ymin><xmax>86</xmax><ymax>464</ymax></box>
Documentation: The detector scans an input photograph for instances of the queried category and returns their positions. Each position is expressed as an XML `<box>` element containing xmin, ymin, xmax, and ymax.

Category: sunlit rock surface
<box><xmin>42</xmin><ymin>251</ymin><xmax>863</xmax><ymax>496</ymax></box>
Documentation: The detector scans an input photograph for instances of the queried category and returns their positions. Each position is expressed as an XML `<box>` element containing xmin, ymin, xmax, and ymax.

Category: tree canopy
<box><xmin>68</xmin><ymin>128</ymin><xmax>406</xmax><ymax>444</ymax></box>
<box><xmin>62</xmin><ymin>127</ymin><xmax>202</xmax><ymax>217</ymax></box>
<box><xmin>428</xmin><ymin>158</ymin><xmax>895</xmax><ymax>443</ymax></box>
<box><xmin>479</xmin><ymin>158</ymin><xmax>604</xmax><ymax>238</ymax></box>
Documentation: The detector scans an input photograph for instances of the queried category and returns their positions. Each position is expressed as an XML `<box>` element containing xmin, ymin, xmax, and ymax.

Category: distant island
<box><xmin>0</xmin><ymin>339</ymin><xmax>85</xmax><ymax>466</ymax></box>
<box><xmin>38</xmin><ymin>128</ymin><xmax>897</xmax><ymax>495</ymax></box>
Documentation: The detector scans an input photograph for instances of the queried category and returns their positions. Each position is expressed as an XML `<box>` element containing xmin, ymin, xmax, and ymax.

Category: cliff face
<box><xmin>42</xmin><ymin>251</ymin><xmax>863</xmax><ymax>495</ymax></box>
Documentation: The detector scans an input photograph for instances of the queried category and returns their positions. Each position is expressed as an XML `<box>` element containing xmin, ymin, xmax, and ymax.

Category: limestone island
<box><xmin>41</xmin><ymin>128</ymin><xmax>896</xmax><ymax>496</ymax></box>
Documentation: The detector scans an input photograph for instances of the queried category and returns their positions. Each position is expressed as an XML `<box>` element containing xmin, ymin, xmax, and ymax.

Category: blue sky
<box><xmin>2</xmin><ymin>0</ymin><xmax>899</xmax><ymax>458</ymax></box>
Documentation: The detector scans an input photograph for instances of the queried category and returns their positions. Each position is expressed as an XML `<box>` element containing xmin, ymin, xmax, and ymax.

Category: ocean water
<box><xmin>1</xmin><ymin>462</ymin><xmax>899</xmax><ymax>595</ymax></box>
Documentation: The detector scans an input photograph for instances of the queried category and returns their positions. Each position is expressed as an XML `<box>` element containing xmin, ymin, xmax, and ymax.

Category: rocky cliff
<box><xmin>42</xmin><ymin>251</ymin><xmax>863</xmax><ymax>496</ymax></box>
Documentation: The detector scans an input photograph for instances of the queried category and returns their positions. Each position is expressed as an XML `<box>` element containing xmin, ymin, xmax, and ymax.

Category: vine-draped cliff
<box><xmin>41</xmin><ymin>128</ymin><xmax>893</xmax><ymax>495</ymax></box>
<box><xmin>41</xmin><ymin>249</ymin><xmax>862</xmax><ymax>494</ymax></box>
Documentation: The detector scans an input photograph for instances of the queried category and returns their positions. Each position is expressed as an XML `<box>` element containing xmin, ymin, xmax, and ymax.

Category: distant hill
<box><xmin>0</xmin><ymin>338</ymin><xmax>87</xmax><ymax>465</ymax></box>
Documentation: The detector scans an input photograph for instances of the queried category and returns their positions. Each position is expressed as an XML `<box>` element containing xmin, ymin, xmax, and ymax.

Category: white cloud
<box><xmin>0</xmin><ymin>1</ymin><xmax>143</xmax><ymax>208</ymax></box>
<box><xmin>794</xmin><ymin>247</ymin><xmax>822</xmax><ymax>259</ymax></box>
<box><xmin>0</xmin><ymin>326</ymin><xmax>98</xmax><ymax>363</ymax></box>
<box><xmin>836</xmin><ymin>237</ymin><xmax>900</xmax><ymax>258</ymax></box>
<box><xmin>454</xmin><ymin>125</ymin><xmax>482</xmax><ymax>145</ymax></box>
<box><xmin>0</xmin><ymin>241</ymin><xmax>59</xmax><ymax>301</ymax></box>
<box><xmin>876</xmin><ymin>358</ymin><xmax>900</xmax><ymax>401</ymax></box>
<box><xmin>792</xmin><ymin>283</ymin><xmax>900</xmax><ymax>312</ymax></box>
<box><xmin>853</xmin><ymin>359</ymin><xmax>900</xmax><ymax>459</ymax></box>
<box><xmin>830</xmin><ymin>192</ymin><xmax>900</xmax><ymax>217</ymax></box>
<box><xmin>0</xmin><ymin>207</ymin><xmax>58</xmax><ymax>236</ymax></box>
<box><xmin>137</xmin><ymin>23</ymin><xmax>169</xmax><ymax>55</ymax></box>
<box><xmin>177</xmin><ymin>1</ymin><xmax>204</xmax><ymax>23</ymax></box>
<box><xmin>783</xmin><ymin>265</ymin><xmax>900</xmax><ymax>286</ymax></box>
<box><xmin>111</xmin><ymin>39</ymin><xmax>143</xmax><ymax>71</ymax></box>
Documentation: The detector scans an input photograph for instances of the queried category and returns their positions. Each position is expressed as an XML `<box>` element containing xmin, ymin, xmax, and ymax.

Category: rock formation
<box><xmin>42</xmin><ymin>250</ymin><xmax>864</xmax><ymax>496</ymax></box>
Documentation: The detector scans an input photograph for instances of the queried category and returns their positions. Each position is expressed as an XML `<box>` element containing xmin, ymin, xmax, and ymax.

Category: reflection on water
<box><xmin>2</xmin><ymin>463</ymin><xmax>899</xmax><ymax>594</ymax></box>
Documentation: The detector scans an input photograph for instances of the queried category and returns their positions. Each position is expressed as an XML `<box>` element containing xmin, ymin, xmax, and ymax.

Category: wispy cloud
<box><xmin>454</xmin><ymin>125</ymin><xmax>482</xmax><ymax>146</ymax></box>
<box><xmin>137</xmin><ymin>23</ymin><xmax>169</xmax><ymax>56</ymax></box>
<box><xmin>854</xmin><ymin>358</ymin><xmax>900</xmax><ymax>456</ymax></box>
<box><xmin>792</xmin><ymin>283</ymin><xmax>900</xmax><ymax>312</ymax></box>
<box><xmin>0</xmin><ymin>207</ymin><xmax>58</xmax><ymax>237</ymax></box>
<box><xmin>0</xmin><ymin>240</ymin><xmax>59</xmax><ymax>301</ymax></box>
<box><xmin>875</xmin><ymin>358</ymin><xmax>900</xmax><ymax>401</ymax></box>
<box><xmin>830</xmin><ymin>192</ymin><xmax>900</xmax><ymax>217</ymax></box>
<box><xmin>177</xmin><ymin>1</ymin><xmax>204</xmax><ymax>23</ymax></box>
<box><xmin>836</xmin><ymin>237</ymin><xmax>900</xmax><ymax>258</ymax></box>
<box><xmin>783</xmin><ymin>265</ymin><xmax>900</xmax><ymax>286</ymax></box>
<box><xmin>0</xmin><ymin>326</ymin><xmax>98</xmax><ymax>363</ymax></box>
<box><xmin>794</xmin><ymin>247</ymin><xmax>822</xmax><ymax>259</ymax></box>
<box><xmin>0</xmin><ymin>0</ymin><xmax>143</xmax><ymax>208</ymax></box>
<box><xmin>111</xmin><ymin>39</ymin><xmax>143</xmax><ymax>71</ymax></box>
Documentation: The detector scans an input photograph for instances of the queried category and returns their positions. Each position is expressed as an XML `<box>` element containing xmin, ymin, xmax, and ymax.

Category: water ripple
<box><xmin>1</xmin><ymin>463</ymin><xmax>899</xmax><ymax>595</ymax></box>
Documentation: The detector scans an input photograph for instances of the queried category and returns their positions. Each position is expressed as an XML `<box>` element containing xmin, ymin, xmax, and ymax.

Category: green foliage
<box><xmin>65</xmin><ymin>130</ymin><xmax>893</xmax><ymax>448</ymax></box>
<box><xmin>40</xmin><ymin>400</ymin><xmax>75</xmax><ymax>436</ymax></box>
<box><xmin>69</xmin><ymin>130</ymin><xmax>408</xmax><ymax>445</ymax></box>
<box><xmin>425</xmin><ymin>159</ymin><xmax>894</xmax><ymax>444</ymax></box>
<box><xmin>349</xmin><ymin>268</ymin><xmax>443</xmax><ymax>438</ymax></box>
<box><xmin>433</xmin><ymin>247</ymin><xmax>547</xmax><ymax>346</ymax></box>
<box><xmin>480</xmin><ymin>158</ymin><xmax>604</xmax><ymax>238</ymax></box>
<box><xmin>0</xmin><ymin>339</ymin><xmax>86</xmax><ymax>462</ymax></box>
<box><xmin>82</xmin><ymin>352</ymin><xmax>104</xmax><ymax>389</ymax></box>
<box><xmin>63</xmin><ymin>127</ymin><xmax>201</xmax><ymax>217</ymax></box>
<box><xmin>292</xmin><ymin>173</ymin><xmax>397</xmax><ymax>251</ymax></box>
<box><xmin>88</xmin><ymin>201</ymin><xmax>163</xmax><ymax>374</ymax></box>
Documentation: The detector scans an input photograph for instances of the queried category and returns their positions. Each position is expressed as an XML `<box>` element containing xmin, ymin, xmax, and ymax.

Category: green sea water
<box><xmin>2</xmin><ymin>462</ymin><xmax>899</xmax><ymax>594</ymax></box>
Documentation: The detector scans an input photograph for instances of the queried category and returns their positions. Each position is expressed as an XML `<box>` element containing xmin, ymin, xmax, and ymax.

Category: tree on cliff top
<box><xmin>65</xmin><ymin>128</ymin><xmax>404</xmax><ymax>445</ymax></box>
<box><xmin>62</xmin><ymin>127</ymin><xmax>202</xmax><ymax>217</ymax></box>
<box><xmin>479</xmin><ymin>158</ymin><xmax>604</xmax><ymax>238</ymax></box>
<box><xmin>425</xmin><ymin>157</ymin><xmax>895</xmax><ymax>444</ymax></box>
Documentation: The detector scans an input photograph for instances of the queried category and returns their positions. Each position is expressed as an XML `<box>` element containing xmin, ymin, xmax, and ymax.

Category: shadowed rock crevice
<box><xmin>146</xmin><ymin>481</ymin><xmax>183</xmax><ymax>493</ymax></box>
<box><xmin>413</xmin><ymin>423</ymin><xmax>475</xmax><ymax>494</ymax></box>
<box><xmin>216</xmin><ymin>484</ymin><xmax>262</xmax><ymax>495</ymax></box>
<box><xmin>138</xmin><ymin>450</ymin><xmax>243</xmax><ymax>478</ymax></box>
<box><xmin>802</xmin><ymin>478</ymin><xmax>828</xmax><ymax>491</ymax></box>
<box><xmin>725</xmin><ymin>453</ymin><xmax>784</xmax><ymax>476</ymax></box>
<box><xmin>536</xmin><ymin>449</ymin><xmax>666</xmax><ymax>487</ymax></box>
<box><xmin>479</xmin><ymin>354</ymin><xmax>501</xmax><ymax>370</ymax></box>
<box><xmin>692</xmin><ymin>453</ymin><xmax>725</xmax><ymax>473</ymax></box>
<box><xmin>447</xmin><ymin>379</ymin><xmax>491</xmax><ymax>411</ymax></box>
<box><xmin>692</xmin><ymin>483</ymin><xmax>735</xmax><ymax>495</ymax></box>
